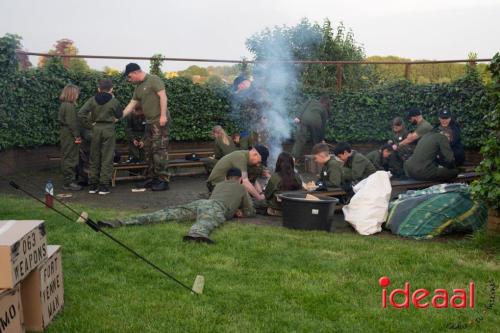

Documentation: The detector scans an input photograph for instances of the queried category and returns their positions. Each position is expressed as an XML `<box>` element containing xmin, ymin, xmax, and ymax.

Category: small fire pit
<box><xmin>279</xmin><ymin>192</ymin><xmax>338</xmax><ymax>232</ymax></box>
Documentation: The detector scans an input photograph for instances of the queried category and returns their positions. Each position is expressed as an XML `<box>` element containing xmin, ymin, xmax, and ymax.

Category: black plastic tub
<box><xmin>279</xmin><ymin>192</ymin><xmax>339</xmax><ymax>232</ymax></box>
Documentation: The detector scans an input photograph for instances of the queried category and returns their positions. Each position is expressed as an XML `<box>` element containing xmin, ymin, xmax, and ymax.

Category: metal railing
<box><xmin>17</xmin><ymin>51</ymin><xmax>492</xmax><ymax>91</ymax></box>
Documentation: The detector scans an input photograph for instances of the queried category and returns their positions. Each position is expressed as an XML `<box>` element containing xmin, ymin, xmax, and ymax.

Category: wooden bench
<box><xmin>111</xmin><ymin>162</ymin><xmax>148</xmax><ymax>187</ymax></box>
<box><xmin>307</xmin><ymin>172</ymin><xmax>479</xmax><ymax>198</ymax></box>
<box><xmin>111</xmin><ymin>157</ymin><xmax>214</xmax><ymax>186</ymax></box>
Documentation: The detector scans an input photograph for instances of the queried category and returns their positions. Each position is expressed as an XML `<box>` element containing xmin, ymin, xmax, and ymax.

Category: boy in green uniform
<box><xmin>99</xmin><ymin>168</ymin><xmax>256</xmax><ymax>244</ymax></box>
<box><xmin>366</xmin><ymin>144</ymin><xmax>404</xmax><ymax>178</ymax></box>
<box><xmin>207</xmin><ymin>146</ymin><xmax>268</xmax><ymax>200</ymax></box>
<box><xmin>292</xmin><ymin>96</ymin><xmax>330</xmax><ymax>159</ymax></box>
<box><xmin>404</xmin><ymin>131</ymin><xmax>458</xmax><ymax>181</ymax></box>
<box><xmin>125</xmin><ymin>104</ymin><xmax>146</xmax><ymax>163</ymax></box>
<box><xmin>122</xmin><ymin>63</ymin><xmax>170</xmax><ymax>191</ymax></box>
<box><xmin>58</xmin><ymin>84</ymin><xmax>82</xmax><ymax>191</ymax></box>
<box><xmin>333</xmin><ymin>142</ymin><xmax>376</xmax><ymax>185</ymax></box>
<box><xmin>312</xmin><ymin>143</ymin><xmax>344</xmax><ymax>189</ymax></box>
<box><xmin>397</xmin><ymin>108</ymin><xmax>433</xmax><ymax>159</ymax></box>
<box><xmin>78</xmin><ymin>79</ymin><xmax>122</xmax><ymax>195</ymax></box>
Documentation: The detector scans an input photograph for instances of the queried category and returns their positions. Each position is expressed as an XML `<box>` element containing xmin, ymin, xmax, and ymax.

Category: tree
<box><xmin>149</xmin><ymin>53</ymin><xmax>164</xmax><ymax>77</ymax></box>
<box><xmin>0</xmin><ymin>33</ymin><xmax>31</xmax><ymax>73</ymax></box>
<box><xmin>178</xmin><ymin>65</ymin><xmax>210</xmax><ymax>78</ymax></box>
<box><xmin>246</xmin><ymin>18</ymin><xmax>371</xmax><ymax>90</ymax></box>
<box><xmin>38</xmin><ymin>39</ymin><xmax>90</xmax><ymax>72</ymax></box>
<box><xmin>104</xmin><ymin>66</ymin><xmax>120</xmax><ymax>76</ymax></box>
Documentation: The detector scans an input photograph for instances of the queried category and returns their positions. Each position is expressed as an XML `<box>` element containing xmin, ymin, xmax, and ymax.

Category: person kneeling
<box><xmin>99</xmin><ymin>168</ymin><xmax>255</xmax><ymax>244</ymax></box>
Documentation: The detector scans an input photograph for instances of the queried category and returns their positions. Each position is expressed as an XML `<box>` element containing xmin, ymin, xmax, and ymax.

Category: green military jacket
<box><xmin>366</xmin><ymin>150</ymin><xmax>384</xmax><ymax>170</ymax></box>
<box><xmin>264</xmin><ymin>172</ymin><xmax>302</xmax><ymax>209</ymax></box>
<box><xmin>132</xmin><ymin>74</ymin><xmax>170</xmax><ymax>124</ymax></box>
<box><xmin>366</xmin><ymin>150</ymin><xmax>404</xmax><ymax>177</ymax></box>
<box><xmin>58</xmin><ymin>102</ymin><xmax>80</xmax><ymax>138</ymax></box>
<box><xmin>299</xmin><ymin>99</ymin><xmax>328</xmax><ymax>136</ymax></box>
<box><xmin>320</xmin><ymin>157</ymin><xmax>343</xmax><ymax>188</ymax></box>
<box><xmin>415</xmin><ymin>119</ymin><xmax>433</xmax><ymax>138</ymax></box>
<box><xmin>78</xmin><ymin>93</ymin><xmax>122</xmax><ymax>127</ymax></box>
<box><xmin>405</xmin><ymin>132</ymin><xmax>456</xmax><ymax>173</ymax></box>
<box><xmin>208</xmin><ymin>150</ymin><xmax>250</xmax><ymax>184</ymax></box>
<box><xmin>391</xmin><ymin>128</ymin><xmax>408</xmax><ymax>145</ymax></box>
<box><xmin>214</xmin><ymin>137</ymin><xmax>237</xmax><ymax>159</ymax></box>
<box><xmin>342</xmin><ymin>151</ymin><xmax>376</xmax><ymax>183</ymax></box>
<box><xmin>210</xmin><ymin>179</ymin><xmax>256</xmax><ymax>219</ymax></box>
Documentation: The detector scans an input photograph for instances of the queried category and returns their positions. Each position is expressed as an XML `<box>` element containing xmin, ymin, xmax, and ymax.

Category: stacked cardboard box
<box><xmin>0</xmin><ymin>220</ymin><xmax>64</xmax><ymax>332</ymax></box>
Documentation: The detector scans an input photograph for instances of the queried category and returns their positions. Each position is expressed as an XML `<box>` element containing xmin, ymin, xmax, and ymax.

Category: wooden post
<box><xmin>404</xmin><ymin>64</ymin><xmax>411</xmax><ymax>80</ymax></box>
<box><xmin>336</xmin><ymin>64</ymin><xmax>343</xmax><ymax>92</ymax></box>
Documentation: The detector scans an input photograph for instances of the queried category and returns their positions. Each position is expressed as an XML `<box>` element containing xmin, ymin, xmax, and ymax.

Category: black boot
<box><xmin>98</xmin><ymin>220</ymin><xmax>123</xmax><ymax>228</ymax></box>
<box><xmin>183</xmin><ymin>234</ymin><xmax>214</xmax><ymax>244</ymax></box>
<box><xmin>152</xmin><ymin>179</ymin><xmax>169</xmax><ymax>191</ymax></box>
<box><xmin>136</xmin><ymin>178</ymin><xmax>154</xmax><ymax>189</ymax></box>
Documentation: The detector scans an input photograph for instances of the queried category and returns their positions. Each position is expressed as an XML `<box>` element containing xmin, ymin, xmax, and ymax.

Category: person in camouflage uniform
<box><xmin>78</xmin><ymin>79</ymin><xmax>122</xmax><ymax>195</ymax></box>
<box><xmin>99</xmin><ymin>168</ymin><xmax>255</xmax><ymax>243</ymax></box>
<box><xmin>121</xmin><ymin>63</ymin><xmax>170</xmax><ymax>191</ymax></box>
<box><xmin>125</xmin><ymin>104</ymin><xmax>146</xmax><ymax>163</ymax></box>
<box><xmin>58</xmin><ymin>84</ymin><xmax>82</xmax><ymax>191</ymax></box>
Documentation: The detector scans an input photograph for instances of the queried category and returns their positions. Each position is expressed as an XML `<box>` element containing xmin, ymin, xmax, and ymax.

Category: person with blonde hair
<box><xmin>205</xmin><ymin>125</ymin><xmax>237</xmax><ymax>172</ymax></box>
<box><xmin>58</xmin><ymin>84</ymin><xmax>82</xmax><ymax>191</ymax></box>
<box><xmin>213</xmin><ymin>125</ymin><xmax>236</xmax><ymax>159</ymax></box>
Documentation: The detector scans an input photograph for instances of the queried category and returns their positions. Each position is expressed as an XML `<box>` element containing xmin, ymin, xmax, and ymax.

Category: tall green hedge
<box><xmin>325</xmin><ymin>75</ymin><xmax>488</xmax><ymax>147</ymax></box>
<box><xmin>0</xmin><ymin>61</ymin><xmax>489</xmax><ymax>150</ymax></box>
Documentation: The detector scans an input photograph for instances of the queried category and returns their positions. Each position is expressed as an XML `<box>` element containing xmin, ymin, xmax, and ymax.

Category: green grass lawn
<box><xmin>0</xmin><ymin>195</ymin><xmax>499</xmax><ymax>333</ymax></box>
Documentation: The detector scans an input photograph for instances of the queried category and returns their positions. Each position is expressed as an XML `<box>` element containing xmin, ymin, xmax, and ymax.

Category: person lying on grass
<box><xmin>99</xmin><ymin>168</ymin><xmax>255</xmax><ymax>244</ymax></box>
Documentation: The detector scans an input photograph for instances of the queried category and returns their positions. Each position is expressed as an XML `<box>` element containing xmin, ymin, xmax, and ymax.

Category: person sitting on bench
<box><xmin>125</xmin><ymin>104</ymin><xmax>146</xmax><ymax>163</ymax></box>
<box><xmin>333</xmin><ymin>142</ymin><xmax>376</xmax><ymax>185</ymax></box>
<box><xmin>99</xmin><ymin>168</ymin><xmax>255</xmax><ymax>244</ymax></box>
<box><xmin>397</xmin><ymin>108</ymin><xmax>433</xmax><ymax>158</ymax></box>
<box><xmin>366</xmin><ymin>143</ymin><xmax>404</xmax><ymax>178</ymax></box>
<box><xmin>312</xmin><ymin>143</ymin><xmax>344</xmax><ymax>190</ymax></box>
<box><xmin>404</xmin><ymin>130</ymin><xmax>459</xmax><ymax>181</ymax></box>
<box><xmin>204</xmin><ymin>125</ymin><xmax>237</xmax><ymax>172</ymax></box>
<box><xmin>263</xmin><ymin>152</ymin><xmax>302</xmax><ymax>216</ymax></box>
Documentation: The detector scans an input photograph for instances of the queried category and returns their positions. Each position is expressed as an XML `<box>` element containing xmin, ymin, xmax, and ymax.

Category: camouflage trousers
<box><xmin>120</xmin><ymin>199</ymin><xmax>227</xmax><ymax>237</ymax></box>
<box><xmin>144</xmin><ymin>121</ymin><xmax>170</xmax><ymax>182</ymax></box>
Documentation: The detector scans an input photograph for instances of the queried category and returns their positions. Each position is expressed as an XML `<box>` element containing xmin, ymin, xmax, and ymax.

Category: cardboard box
<box><xmin>21</xmin><ymin>246</ymin><xmax>64</xmax><ymax>332</ymax></box>
<box><xmin>0</xmin><ymin>221</ymin><xmax>48</xmax><ymax>289</ymax></box>
<box><xmin>0</xmin><ymin>286</ymin><xmax>24</xmax><ymax>333</ymax></box>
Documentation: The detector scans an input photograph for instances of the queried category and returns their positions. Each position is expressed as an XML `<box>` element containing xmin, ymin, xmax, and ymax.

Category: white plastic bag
<box><xmin>342</xmin><ymin>171</ymin><xmax>392</xmax><ymax>235</ymax></box>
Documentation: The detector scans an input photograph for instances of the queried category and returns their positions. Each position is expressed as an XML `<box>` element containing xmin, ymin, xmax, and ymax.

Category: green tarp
<box><xmin>386</xmin><ymin>184</ymin><xmax>487</xmax><ymax>239</ymax></box>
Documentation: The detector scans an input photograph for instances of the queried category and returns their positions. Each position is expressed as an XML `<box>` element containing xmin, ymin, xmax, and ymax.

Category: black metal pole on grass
<box><xmin>7</xmin><ymin>179</ymin><xmax>198</xmax><ymax>295</ymax></box>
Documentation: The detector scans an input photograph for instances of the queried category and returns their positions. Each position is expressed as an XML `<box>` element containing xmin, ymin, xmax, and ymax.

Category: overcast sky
<box><xmin>0</xmin><ymin>0</ymin><xmax>498</xmax><ymax>71</ymax></box>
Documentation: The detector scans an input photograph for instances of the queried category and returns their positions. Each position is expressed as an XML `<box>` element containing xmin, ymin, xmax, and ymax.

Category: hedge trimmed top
<box><xmin>0</xmin><ymin>56</ymin><xmax>492</xmax><ymax>150</ymax></box>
